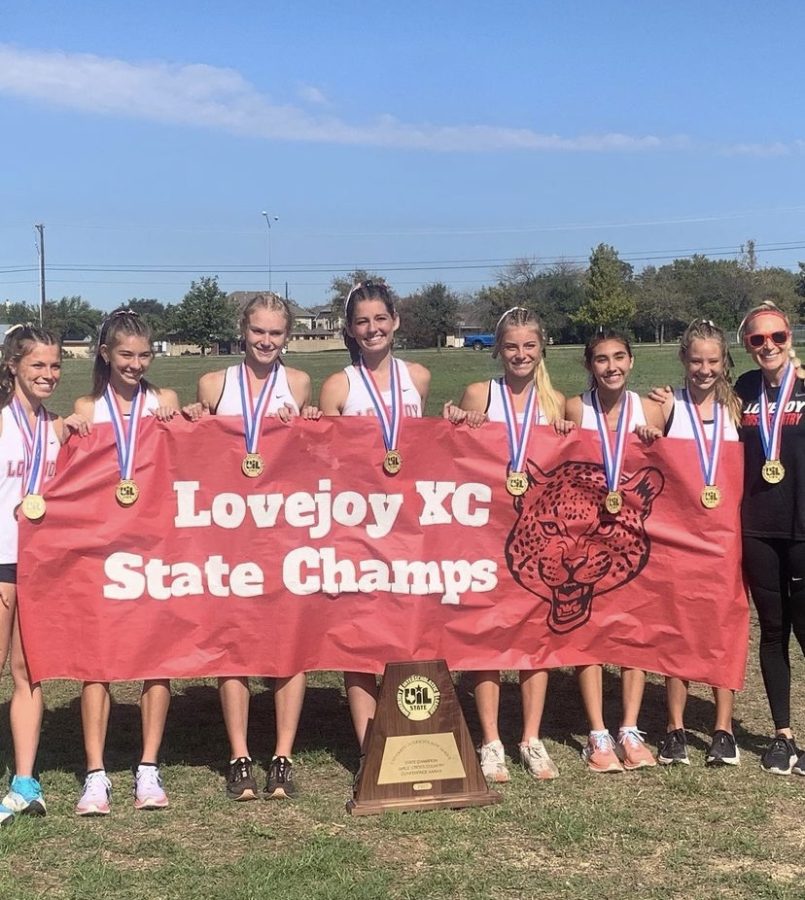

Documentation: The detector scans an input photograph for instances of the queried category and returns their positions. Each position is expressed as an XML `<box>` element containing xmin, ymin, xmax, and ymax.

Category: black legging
<box><xmin>742</xmin><ymin>536</ymin><xmax>805</xmax><ymax>730</ymax></box>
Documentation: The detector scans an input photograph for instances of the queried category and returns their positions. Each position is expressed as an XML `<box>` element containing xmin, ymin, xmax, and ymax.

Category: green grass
<box><xmin>48</xmin><ymin>343</ymin><xmax>756</xmax><ymax>417</ymax></box>
<box><xmin>1</xmin><ymin>345</ymin><xmax>793</xmax><ymax>900</ymax></box>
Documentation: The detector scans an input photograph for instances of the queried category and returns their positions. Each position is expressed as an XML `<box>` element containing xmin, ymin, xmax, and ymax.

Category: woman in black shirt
<box><xmin>735</xmin><ymin>301</ymin><xmax>805</xmax><ymax>775</ymax></box>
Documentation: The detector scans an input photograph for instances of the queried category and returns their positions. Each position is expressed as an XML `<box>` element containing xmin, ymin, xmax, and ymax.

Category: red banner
<box><xmin>18</xmin><ymin>416</ymin><xmax>749</xmax><ymax>688</ymax></box>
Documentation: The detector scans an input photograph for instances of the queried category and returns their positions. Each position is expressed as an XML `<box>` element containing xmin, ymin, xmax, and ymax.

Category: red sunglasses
<box><xmin>745</xmin><ymin>330</ymin><xmax>790</xmax><ymax>349</ymax></box>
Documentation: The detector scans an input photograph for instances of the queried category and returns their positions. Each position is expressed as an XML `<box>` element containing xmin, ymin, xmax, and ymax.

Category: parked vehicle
<box><xmin>463</xmin><ymin>333</ymin><xmax>495</xmax><ymax>350</ymax></box>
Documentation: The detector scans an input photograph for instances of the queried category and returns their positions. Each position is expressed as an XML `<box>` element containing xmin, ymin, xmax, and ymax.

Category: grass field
<box><xmin>2</xmin><ymin>346</ymin><xmax>804</xmax><ymax>900</ymax></box>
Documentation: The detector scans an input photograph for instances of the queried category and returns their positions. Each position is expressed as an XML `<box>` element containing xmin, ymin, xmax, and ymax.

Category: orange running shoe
<box><xmin>582</xmin><ymin>731</ymin><xmax>624</xmax><ymax>773</ymax></box>
<box><xmin>618</xmin><ymin>727</ymin><xmax>657</xmax><ymax>770</ymax></box>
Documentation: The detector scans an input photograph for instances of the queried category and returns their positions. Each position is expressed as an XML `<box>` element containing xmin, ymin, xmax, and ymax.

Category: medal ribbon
<box><xmin>358</xmin><ymin>356</ymin><xmax>402</xmax><ymax>451</ymax></box>
<box><xmin>499</xmin><ymin>379</ymin><xmax>537</xmax><ymax>473</ymax></box>
<box><xmin>591</xmin><ymin>390</ymin><xmax>631</xmax><ymax>493</ymax></box>
<box><xmin>238</xmin><ymin>363</ymin><xmax>279</xmax><ymax>454</ymax></box>
<box><xmin>104</xmin><ymin>384</ymin><xmax>145</xmax><ymax>481</ymax></box>
<box><xmin>682</xmin><ymin>389</ymin><xmax>723</xmax><ymax>487</ymax></box>
<box><xmin>759</xmin><ymin>362</ymin><xmax>796</xmax><ymax>463</ymax></box>
<box><xmin>9</xmin><ymin>398</ymin><xmax>48</xmax><ymax>496</ymax></box>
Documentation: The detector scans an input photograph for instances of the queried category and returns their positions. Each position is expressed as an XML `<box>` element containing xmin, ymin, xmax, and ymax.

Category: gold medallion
<box><xmin>762</xmin><ymin>460</ymin><xmax>785</xmax><ymax>484</ymax></box>
<box><xmin>241</xmin><ymin>452</ymin><xmax>264</xmax><ymax>478</ymax></box>
<box><xmin>20</xmin><ymin>493</ymin><xmax>46</xmax><ymax>521</ymax></box>
<box><xmin>115</xmin><ymin>479</ymin><xmax>140</xmax><ymax>506</ymax></box>
<box><xmin>604</xmin><ymin>490</ymin><xmax>623</xmax><ymax>515</ymax></box>
<box><xmin>701</xmin><ymin>486</ymin><xmax>722</xmax><ymax>509</ymax></box>
<box><xmin>383</xmin><ymin>449</ymin><xmax>402</xmax><ymax>475</ymax></box>
<box><xmin>506</xmin><ymin>472</ymin><xmax>528</xmax><ymax>496</ymax></box>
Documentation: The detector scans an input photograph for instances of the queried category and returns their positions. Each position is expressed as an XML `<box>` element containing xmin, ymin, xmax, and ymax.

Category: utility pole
<box><xmin>261</xmin><ymin>211</ymin><xmax>278</xmax><ymax>292</ymax></box>
<box><xmin>35</xmin><ymin>224</ymin><xmax>45</xmax><ymax>325</ymax></box>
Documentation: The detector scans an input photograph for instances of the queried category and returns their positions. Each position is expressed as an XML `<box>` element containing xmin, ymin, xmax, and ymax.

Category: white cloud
<box><xmin>0</xmin><ymin>45</ymin><xmax>799</xmax><ymax>156</ymax></box>
<box><xmin>296</xmin><ymin>83</ymin><xmax>330</xmax><ymax>106</ymax></box>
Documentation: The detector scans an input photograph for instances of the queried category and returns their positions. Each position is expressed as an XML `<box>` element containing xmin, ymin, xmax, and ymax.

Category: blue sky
<box><xmin>1</xmin><ymin>1</ymin><xmax>804</xmax><ymax>311</ymax></box>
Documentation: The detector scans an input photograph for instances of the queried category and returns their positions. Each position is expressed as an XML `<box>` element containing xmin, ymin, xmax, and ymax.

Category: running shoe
<box><xmin>657</xmin><ymin>729</ymin><xmax>690</xmax><ymax>766</ymax></box>
<box><xmin>479</xmin><ymin>739</ymin><xmax>510</xmax><ymax>783</ymax></box>
<box><xmin>706</xmin><ymin>730</ymin><xmax>740</xmax><ymax>766</ymax></box>
<box><xmin>792</xmin><ymin>751</ymin><xmax>805</xmax><ymax>776</ymax></box>
<box><xmin>134</xmin><ymin>765</ymin><xmax>169</xmax><ymax>810</ymax></box>
<box><xmin>75</xmin><ymin>771</ymin><xmax>111</xmax><ymax>817</ymax></box>
<box><xmin>226</xmin><ymin>757</ymin><xmax>258</xmax><ymax>801</ymax></box>
<box><xmin>3</xmin><ymin>775</ymin><xmax>46</xmax><ymax>816</ymax></box>
<box><xmin>618</xmin><ymin>727</ymin><xmax>657</xmax><ymax>770</ymax></box>
<box><xmin>264</xmin><ymin>756</ymin><xmax>296</xmax><ymax>799</ymax></box>
<box><xmin>582</xmin><ymin>731</ymin><xmax>624</xmax><ymax>773</ymax></box>
<box><xmin>760</xmin><ymin>736</ymin><xmax>799</xmax><ymax>775</ymax></box>
<box><xmin>519</xmin><ymin>738</ymin><xmax>559</xmax><ymax>780</ymax></box>
<box><xmin>0</xmin><ymin>802</ymin><xmax>14</xmax><ymax>827</ymax></box>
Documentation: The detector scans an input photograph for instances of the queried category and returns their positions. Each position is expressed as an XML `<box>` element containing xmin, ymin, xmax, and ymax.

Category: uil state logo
<box><xmin>506</xmin><ymin>460</ymin><xmax>664</xmax><ymax>634</ymax></box>
<box><xmin>396</xmin><ymin>675</ymin><xmax>441</xmax><ymax>721</ymax></box>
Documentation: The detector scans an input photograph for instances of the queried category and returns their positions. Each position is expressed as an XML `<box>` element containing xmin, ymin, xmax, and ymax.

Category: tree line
<box><xmin>4</xmin><ymin>243</ymin><xmax>805</xmax><ymax>351</ymax></box>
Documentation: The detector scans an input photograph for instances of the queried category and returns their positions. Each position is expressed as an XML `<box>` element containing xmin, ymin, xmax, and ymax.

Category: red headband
<box><xmin>741</xmin><ymin>308</ymin><xmax>789</xmax><ymax>336</ymax></box>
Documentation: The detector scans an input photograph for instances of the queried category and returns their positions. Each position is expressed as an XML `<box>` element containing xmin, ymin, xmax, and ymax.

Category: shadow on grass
<box><xmin>0</xmin><ymin>663</ymin><xmax>772</xmax><ymax>781</ymax></box>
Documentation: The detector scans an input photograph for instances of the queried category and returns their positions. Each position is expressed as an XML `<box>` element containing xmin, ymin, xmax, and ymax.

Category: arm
<box><xmin>557</xmin><ymin>394</ymin><xmax>582</xmax><ymax>434</ymax></box>
<box><xmin>153</xmin><ymin>387</ymin><xmax>181</xmax><ymax>421</ymax></box>
<box><xmin>636</xmin><ymin>396</ymin><xmax>666</xmax><ymax>444</ymax></box>
<box><xmin>196</xmin><ymin>370</ymin><xmax>225</xmax><ymax>413</ymax></box>
<box><xmin>62</xmin><ymin>395</ymin><xmax>96</xmax><ymax>439</ymax></box>
<box><xmin>407</xmin><ymin>362</ymin><xmax>431</xmax><ymax>411</ymax></box>
<box><xmin>319</xmin><ymin>371</ymin><xmax>349</xmax><ymax>416</ymax></box>
<box><xmin>280</xmin><ymin>369</ymin><xmax>321</xmax><ymax>422</ymax></box>
<box><xmin>443</xmin><ymin>381</ymin><xmax>488</xmax><ymax>428</ymax></box>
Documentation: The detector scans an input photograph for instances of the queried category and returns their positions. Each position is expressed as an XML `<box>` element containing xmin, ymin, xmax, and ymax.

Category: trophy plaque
<box><xmin>347</xmin><ymin>659</ymin><xmax>502</xmax><ymax>815</ymax></box>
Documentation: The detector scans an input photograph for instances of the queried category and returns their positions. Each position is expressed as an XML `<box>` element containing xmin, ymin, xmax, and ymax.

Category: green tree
<box><xmin>573</xmin><ymin>244</ymin><xmax>635</xmax><ymax>333</ymax></box>
<box><xmin>634</xmin><ymin>265</ymin><xmax>691</xmax><ymax>343</ymax></box>
<box><xmin>329</xmin><ymin>270</ymin><xmax>390</xmax><ymax>303</ymax></box>
<box><xmin>2</xmin><ymin>301</ymin><xmax>39</xmax><ymax>324</ymax></box>
<box><xmin>123</xmin><ymin>298</ymin><xmax>173</xmax><ymax>340</ymax></box>
<box><xmin>397</xmin><ymin>282</ymin><xmax>459</xmax><ymax>348</ymax></box>
<box><xmin>44</xmin><ymin>296</ymin><xmax>103</xmax><ymax>341</ymax></box>
<box><xmin>474</xmin><ymin>258</ymin><xmax>585</xmax><ymax>344</ymax></box>
<box><xmin>175</xmin><ymin>277</ymin><xmax>237</xmax><ymax>355</ymax></box>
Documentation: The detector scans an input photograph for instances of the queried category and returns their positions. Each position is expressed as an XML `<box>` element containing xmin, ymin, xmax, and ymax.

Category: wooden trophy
<box><xmin>347</xmin><ymin>659</ymin><xmax>502</xmax><ymax>815</ymax></box>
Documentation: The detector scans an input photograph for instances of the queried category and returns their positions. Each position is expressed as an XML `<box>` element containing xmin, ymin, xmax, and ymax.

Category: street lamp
<box><xmin>261</xmin><ymin>211</ymin><xmax>279</xmax><ymax>292</ymax></box>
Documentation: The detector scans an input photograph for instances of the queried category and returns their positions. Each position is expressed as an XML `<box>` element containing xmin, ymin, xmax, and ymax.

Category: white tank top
<box><xmin>92</xmin><ymin>387</ymin><xmax>161</xmax><ymax>424</ymax></box>
<box><xmin>579</xmin><ymin>389</ymin><xmax>646</xmax><ymax>431</ymax></box>
<box><xmin>341</xmin><ymin>361</ymin><xmax>423</xmax><ymax>418</ymax></box>
<box><xmin>214</xmin><ymin>365</ymin><xmax>299</xmax><ymax>416</ymax></box>
<box><xmin>486</xmin><ymin>378</ymin><xmax>550</xmax><ymax>425</ymax></box>
<box><xmin>665</xmin><ymin>388</ymin><xmax>739</xmax><ymax>442</ymax></box>
<box><xmin>0</xmin><ymin>404</ymin><xmax>59</xmax><ymax>565</ymax></box>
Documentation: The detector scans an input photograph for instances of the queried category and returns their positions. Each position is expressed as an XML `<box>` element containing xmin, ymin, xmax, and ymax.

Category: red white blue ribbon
<box><xmin>104</xmin><ymin>384</ymin><xmax>146</xmax><ymax>481</ymax></box>
<box><xmin>682</xmin><ymin>389</ymin><xmax>723</xmax><ymax>487</ymax></box>
<box><xmin>9</xmin><ymin>397</ymin><xmax>48</xmax><ymax>497</ymax></box>
<box><xmin>591</xmin><ymin>390</ymin><xmax>632</xmax><ymax>493</ymax></box>
<box><xmin>238</xmin><ymin>363</ymin><xmax>279</xmax><ymax>454</ymax></box>
<box><xmin>358</xmin><ymin>356</ymin><xmax>403</xmax><ymax>452</ymax></box>
<box><xmin>759</xmin><ymin>362</ymin><xmax>796</xmax><ymax>463</ymax></box>
<box><xmin>498</xmin><ymin>378</ymin><xmax>537</xmax><ymax>474</ymax></box>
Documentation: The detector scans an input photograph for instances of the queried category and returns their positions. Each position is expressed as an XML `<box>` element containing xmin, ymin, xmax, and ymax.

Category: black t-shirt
<box><xmin>736</xmin><ymin>368</ymin><xmax>805</xmax><ymax>540</ymax></box>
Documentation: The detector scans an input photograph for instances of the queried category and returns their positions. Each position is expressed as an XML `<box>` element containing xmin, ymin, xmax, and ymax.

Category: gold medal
<box><xmin>762</xmin><ymin>460</ymin><xmax>785</xmax><ymax>484</ymax></box>
<box><xmin>383</xmin><ymin>449</ymin><xmax>402</xmax><ymax>475</ymax></box>
<box><xmin>506</xmin><ymin>472</ymin><xmax>528</xmax><ymax>496</ymax></box>
<box><xmin>604</xmin><ymin>490</ymin><xmax>623</xmax><ymax>515</ymax></box>
<box><xmin>20</xmin><ymin>493</ymin><xmax>46</xmax><ymax>521</ymax></box>
<box><xmin>241</xmin><ymin>452</ymin><xmax>264</xmax><ymax>478</ymax></box>
<box><xmin>115</xmin><ymin>479</ymin><xmax>139</xmax><ymax>506</ymax></box>
<box><xmin>701</xmin><ymin>486</ymin><xmax>722</xmax><ymax>509</ymax></box>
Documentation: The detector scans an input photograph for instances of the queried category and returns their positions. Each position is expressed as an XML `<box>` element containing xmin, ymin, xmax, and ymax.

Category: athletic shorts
<box><xmin>0</xmin><ymin>563</ymin><xmax>17</xmax><ymax>584</ymax></box>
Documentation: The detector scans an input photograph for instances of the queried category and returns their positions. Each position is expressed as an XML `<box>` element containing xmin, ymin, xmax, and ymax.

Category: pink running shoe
<box><xmin>618</xmin><ymin>727</ymin><xmax>657</xmax><ymax>770</ymax></box>
<box><xmin>75</xmin><ymin>771</ymin><xmax>111</xmax><ymax>816</ymax></box>
<box><xmin>582</xmin><ymin>731</ymin><xmax>624</xmax><ymax>773</ymax></box>
<box><xmin>134</xmin><ymin>765</ymin><xmax>169</xmax><ymax>810</ymax></box>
